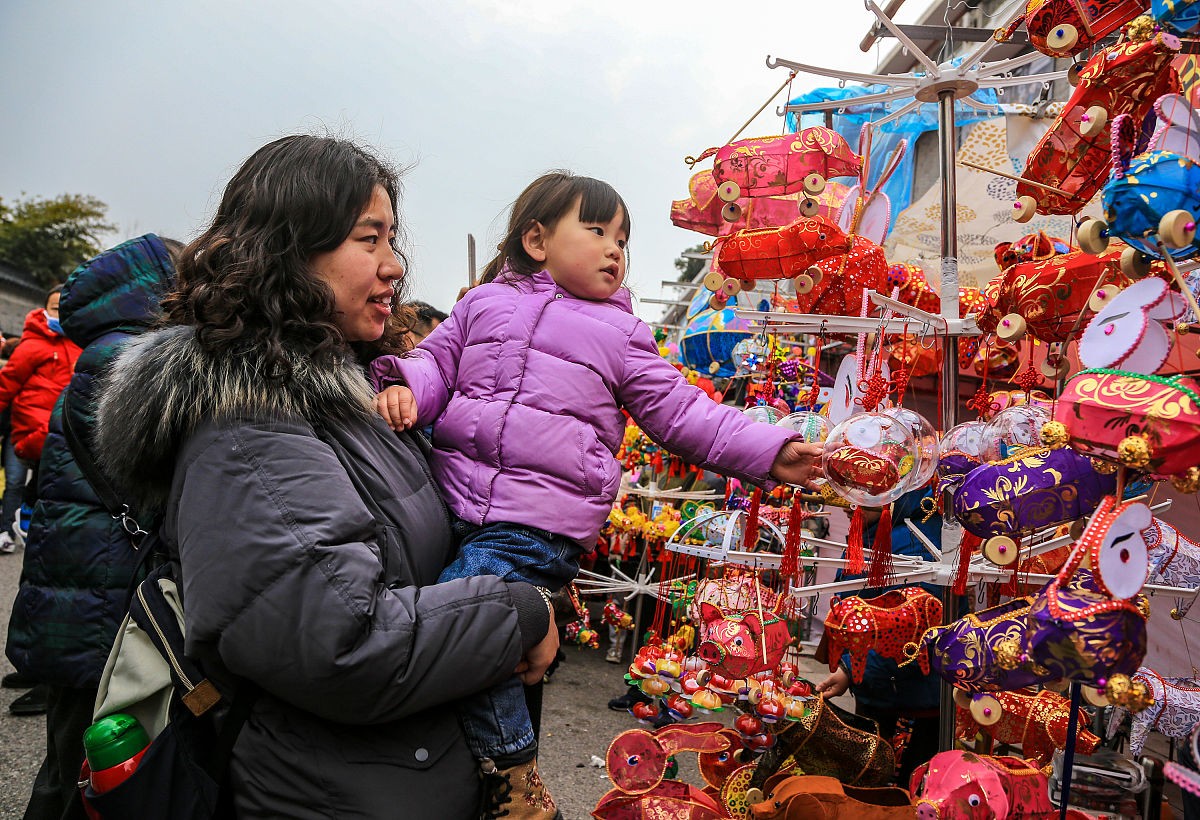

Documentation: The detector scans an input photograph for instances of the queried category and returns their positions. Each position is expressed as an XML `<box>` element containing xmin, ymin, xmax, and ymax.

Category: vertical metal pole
<box><xmin>467</xmin><ymin>233</ymin><xmax>477</xmax><ymax>288</ymax></box>
<box><xmin>1058</xmin><ymin>683</ymin><xmax>1084</xmax><ymax>819</ymax></box>
<box><xmin>938</xmin><ymin>89</ymin><xmax>961</xmax><ymax>420</ymax></box>
<box><xmin>937</xmin><ymin>88</ymin><xmax>962</xmax><ymax>755</ymax></box>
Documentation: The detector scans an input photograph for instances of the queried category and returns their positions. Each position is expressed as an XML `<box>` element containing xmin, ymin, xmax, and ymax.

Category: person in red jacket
<box><xmin>0</xmin><ymin>287</ymin><xmax>81</xmax><ymax>553</ymax></box>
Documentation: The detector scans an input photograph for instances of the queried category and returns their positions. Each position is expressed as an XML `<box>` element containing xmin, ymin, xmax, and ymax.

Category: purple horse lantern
<box><xmin>907</xmin><ymin>595</ymin><xmax>1055</xmax><ymax>694</ymax></box>
<box><xmin>951</xmin><ymin>445</ymin><xmax>1117</xmax><ymax>567</ymax></box>
<box><xmin>1024</xmin><ymin>568</ymin><xmax>1149</xmax><ymax>688</ymax></box>
<box><xmin>953</xmin><ymin>446</ymin><xmax>1116</xmax><ymax>540</ymax></box>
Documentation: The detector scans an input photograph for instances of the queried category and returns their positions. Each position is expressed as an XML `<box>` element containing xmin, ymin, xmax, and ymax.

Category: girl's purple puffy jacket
<box><xmin>370</xmin><ymin>268</ymin><xmax>797</xmax><ymax>546</ymax></box>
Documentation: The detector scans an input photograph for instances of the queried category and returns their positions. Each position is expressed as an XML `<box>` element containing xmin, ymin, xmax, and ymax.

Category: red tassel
<box><xmin>999</xmin><ymin>559</ymin><xmax>1021</xmax><ymax>597</ymax></box>
<box><xmin>847</xmin><ymin>506</ymin><xmax>865</xmax><ymax>575</ymax></box>
<box><xmin>953</xmin><ymin>532</ymin><xmax>982</xmax><ymax>595</ymax></box>
<box><xmin>867</xmin><ymin>504</ymin><xmax>894</xmax><ymax>588</ymax></box>
<box><xmin>781</xmin><ymin>498</ymin><xmax>806</xmax><ymax>579</ymax></box>
<box><xmin>743</xmin><ymin>488</ymin><xmax>762</xmax><ymax>549</ymax></box>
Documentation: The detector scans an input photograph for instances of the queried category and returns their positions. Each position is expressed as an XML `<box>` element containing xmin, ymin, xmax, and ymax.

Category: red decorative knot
<box><xmin>857</xmin><ymin>371</ymin><xmax>889</xmax><ymax>412</ymax></box>
<box><xmin>1015</xmin><ymin>365</ymin><xmax>1043</xmax><ymax>392</ymax></box>
<box><xmin>966</xmin><ymin>386</ymin><xmax>994</xmax><ymax>416</ymax></box>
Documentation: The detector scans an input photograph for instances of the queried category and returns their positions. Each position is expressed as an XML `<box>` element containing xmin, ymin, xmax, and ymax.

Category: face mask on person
<box><xmin>44</xmin><ymin>312</ymin><xmax>62</xmax><ymax>335</ymax></box>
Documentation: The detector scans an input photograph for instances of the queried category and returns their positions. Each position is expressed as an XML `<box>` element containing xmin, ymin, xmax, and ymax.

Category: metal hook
<box><xmin>919</xmin><ymin>324</ymin><xmax>937</xmax><ymax>350</ymax></box>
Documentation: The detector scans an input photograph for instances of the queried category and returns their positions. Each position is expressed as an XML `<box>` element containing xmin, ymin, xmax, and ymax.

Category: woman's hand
<box><xmin>770</xmin><ymin>441</ymin><xmax>824</xmax><ymax>489</ymax></box>
<box><xmin>514</xmin><ymin>612</ymin><xmax>559</xmax><ymax>685</ymax></box>
<box><xmin>814</xmin><ymin>666</ymin><xmax>850</xmax><ymax>699</ymax></box>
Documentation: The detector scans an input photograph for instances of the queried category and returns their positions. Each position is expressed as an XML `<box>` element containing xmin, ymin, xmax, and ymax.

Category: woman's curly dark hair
<box><xmin>162</xmin><ymin>135</ymin><xmax>411</xmax><ymax>376</ymax></box>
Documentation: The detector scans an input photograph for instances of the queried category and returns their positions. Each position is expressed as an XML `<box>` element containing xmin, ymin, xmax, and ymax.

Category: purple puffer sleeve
<box><xmin>616</xmin><ymin>319</ymin><xmax>797</xmax><ymax>487</ymax></box>
<box><xmin>368</xmin><ymin>304</ymin><xmax>467</xmax><ymax>428</ymax></box>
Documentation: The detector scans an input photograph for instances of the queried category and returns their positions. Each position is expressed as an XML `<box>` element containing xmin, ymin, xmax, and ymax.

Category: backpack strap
<box><xmin>132</xmin><ymin>565</ymin><xmax>260</xmax><ymax>810</ymax></box>
<box><xmin>59</xmin><ymin>385</ymin><xmax>150</xmax><ymax>548</ymax></box>
<box><xmin>129</xmin><ymin>566</ymin><xmax>223</xmax><ymax>718</ymax></box>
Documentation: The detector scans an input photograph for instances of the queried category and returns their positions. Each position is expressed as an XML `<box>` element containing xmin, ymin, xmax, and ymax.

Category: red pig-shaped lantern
<box><xmin>694</xmin><ymin>601</ymin><xmax>794</xmax><ymax>679</ymax></box>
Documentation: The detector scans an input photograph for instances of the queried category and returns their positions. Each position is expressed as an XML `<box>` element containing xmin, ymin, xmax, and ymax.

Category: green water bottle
<box><xmin>83</xmin><ymin>713</ymin><xmax>150</xmax><ymax>793</ymax></box>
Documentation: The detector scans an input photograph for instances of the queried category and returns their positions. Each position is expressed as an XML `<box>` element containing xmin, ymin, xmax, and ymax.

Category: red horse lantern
<box><xmin>1015</xmin><ymin>29</ymin><xmax>1179</xmax><ymax>221</ymax></box>
<box><xmin>996</xmin><ymin>0</ymin><xmax>1150</xmax><ymax>57</ymax></box>
<box><xmin>824</xmin><ymin>587</ymin><xmax>943</xmax><ymax>684</ymax></box>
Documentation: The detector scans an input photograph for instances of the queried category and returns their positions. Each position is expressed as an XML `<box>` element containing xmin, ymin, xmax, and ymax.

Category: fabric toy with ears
<box><xmin>594</xmin><ymin>722</ymin><xmax>733</xmax><ymax>819</ymax></box>
<box><xmin>836</xmin><ymin>124</ymin><xmax>907</xmax><ymax>246</ymax></box>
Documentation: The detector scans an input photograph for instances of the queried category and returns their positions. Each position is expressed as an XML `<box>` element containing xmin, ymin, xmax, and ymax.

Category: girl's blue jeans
<box><xmin>440</xmin><ymin>520</ymin><xmax>581</xmax><ymax>760</ymax></box>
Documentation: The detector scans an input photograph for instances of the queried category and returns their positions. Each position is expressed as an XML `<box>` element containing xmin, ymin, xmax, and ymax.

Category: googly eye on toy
<box><xmin>1076</xmin><ymin>496</ymin><xmax>1153</xmax><ymax>600</ymax></box>
<box><xmin>1080</xmin><ymin>276</ymin><xmax>1187</xmax><ymax>373</ymax></box>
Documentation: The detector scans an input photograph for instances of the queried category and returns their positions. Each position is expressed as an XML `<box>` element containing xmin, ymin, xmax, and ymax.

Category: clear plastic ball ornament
<box><xmin>769</xmin><ymin>397</ymin><xmax>793</xmax><ymax>417</ymax></box>
<box><xmin>822</xmin><ymin>411</ymin><xmax>916</xmax><ymax>507</ymax></box>
<box><xmin>939</xmin><ymin>420</ymin><xmax>988</xmax><ymax>462</ymax></box>
<box><xmin>981</xmin><ymin>404</ymin><xmax>1051</xmax><ymax>463</ymax></box>
<box><xmin>776</xmin><ymin>411</ymin><xmax>830</xmax><ymax>444</ymax></box>
<box><xmin>742</xmin><ymin>405</ymin><xmax>784</xmax><ymax>425</ymax></box>
<box><xmin>732</xmin><ymin>338</ymin><xmax>767</xmax><ymax>363</ymax></box>
<box><xmin>883</xmin><ymin>406</ymin><xmax>939</xmax><ymax>490</ymax></box>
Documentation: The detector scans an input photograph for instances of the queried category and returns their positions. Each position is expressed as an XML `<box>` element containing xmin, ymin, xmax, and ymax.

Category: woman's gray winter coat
<box><xmin>96</xmin><ymin>326</ymin><xmax>550</xmax><ymax>819</ymax></box>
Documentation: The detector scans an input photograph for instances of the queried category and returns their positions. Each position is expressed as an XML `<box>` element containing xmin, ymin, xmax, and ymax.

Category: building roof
<box><xmin>0</xmin><ymin>261</ymin><xmax>44</xmax><ymax>299</ymax></box>
<box><xmin>872</xmin><ymin>0</ymin><xmax>1027</xmax><ymax>75</ymax></box>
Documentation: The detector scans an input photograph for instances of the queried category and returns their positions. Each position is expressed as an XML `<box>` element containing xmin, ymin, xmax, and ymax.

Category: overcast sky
<box><xmin>1</xmin><ymin>1</ymin><xmax>895</xmax><ymax>320</ymax></box>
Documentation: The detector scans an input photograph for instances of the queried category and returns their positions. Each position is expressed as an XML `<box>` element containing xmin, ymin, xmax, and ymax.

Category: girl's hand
<box><xmin>375</xmin><ymin>385</ymin><xmax>418</xmax><ymax>431</ymax></box>
<box><xmin>769</xmin><ymin>441</ymin><xmax>824</xmax><ymax>489</ymax></box>
<box><xmin>815</xmin><ymin>666</ymin><xmax>851</xmax><ymax>699</ymax></box>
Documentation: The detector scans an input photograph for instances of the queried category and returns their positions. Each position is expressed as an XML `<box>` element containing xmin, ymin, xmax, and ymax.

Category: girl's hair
<box><xmin>45</xmin><ymin>284</ymin><xmax>64</xmax><ymax>303</ymax></box>
<box><xmin>480</xmin><ymin>172</ymin><xmax>631</xmax><ymax>284</ymax></box>
<box><xmin>161</xmin><ymin>135</ymin><xmax>410</xmax><ymax>377</ymax></box>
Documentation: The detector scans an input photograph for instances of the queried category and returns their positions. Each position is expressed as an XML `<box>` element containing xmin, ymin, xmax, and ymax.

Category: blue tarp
<box><xmin>785</xmin><ymin>74</ymin><xmax>1001</xmax><ymax>222</ymax></box>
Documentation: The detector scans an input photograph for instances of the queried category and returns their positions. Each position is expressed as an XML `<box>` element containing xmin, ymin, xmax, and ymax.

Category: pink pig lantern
<box><xmin>693</xmin><ymin>600</ymin><xmax>793</xmax><ymax>679</ymax></box>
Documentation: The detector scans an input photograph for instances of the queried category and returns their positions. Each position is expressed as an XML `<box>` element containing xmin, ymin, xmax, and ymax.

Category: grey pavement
<box><xmin>0</xmin><ymin>546</ymin><xmax>45</xmax><ymax>819</ymax></box>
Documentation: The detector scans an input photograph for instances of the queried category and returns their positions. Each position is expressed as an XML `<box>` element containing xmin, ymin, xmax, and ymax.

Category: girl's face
<box><xmin>310</xmin><ymin>185</ymin><xmax>404</xmax><ymax>342</ymax></box>
<box><xmin>524</xmin><ymin>197</ymin><xmax>627</xmax><ymax>301</ymax></box>
<box><xmin>46</xmin><ymin>292</ymin><xmax>60</xmax><ymax>317</ymax></box>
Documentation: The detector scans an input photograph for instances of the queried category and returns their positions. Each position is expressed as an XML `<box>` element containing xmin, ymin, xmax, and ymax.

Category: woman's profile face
<box><xmin>311</xmin><ymin>185</ymin><xmax>404</xmax><ymax>342</ymax></box>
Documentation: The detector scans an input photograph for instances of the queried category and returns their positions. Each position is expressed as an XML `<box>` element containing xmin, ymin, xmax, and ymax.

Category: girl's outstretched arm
<box><xmin>618</xmin><ymin>319</ymin><xmax>816</xmax><ymax>488</ymax></box>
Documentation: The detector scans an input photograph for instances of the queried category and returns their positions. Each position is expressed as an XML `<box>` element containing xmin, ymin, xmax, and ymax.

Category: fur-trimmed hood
<box><xmin>96</xmin><ymin>325</ymin><xmax>376</xmax><ymax>511</ymax></box>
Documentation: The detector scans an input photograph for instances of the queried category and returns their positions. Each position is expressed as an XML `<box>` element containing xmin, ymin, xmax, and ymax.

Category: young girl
<box><xmin>371</xmin><ymin>172</ymin><xmax>822</xmax><ymax>815</ymax></box>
